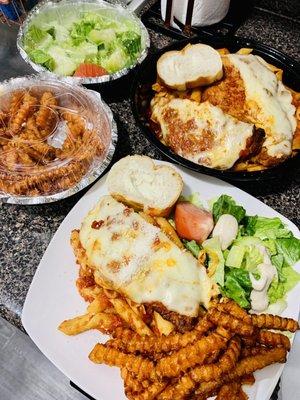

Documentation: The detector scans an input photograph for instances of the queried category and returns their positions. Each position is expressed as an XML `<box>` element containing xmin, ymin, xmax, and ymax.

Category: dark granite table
<box><xmin>0</xmin><ymin>0</ymin><xmax>299</xmax><ymax>331</ymax></box>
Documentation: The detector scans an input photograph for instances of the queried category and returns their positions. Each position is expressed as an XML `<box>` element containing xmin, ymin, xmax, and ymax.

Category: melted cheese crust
<box><xmin>151</xmin><ymin>98</ymin><xmax>254</xmax><ymax>169</ymax></box>
<box><xmin>79</xmin><ymin>195</ymin><xmax>212</xmax><ymax>316</ymax></box>
<box><xmin>227</xmin><ymin>54</ymin><xmax>296</xmax><ymax>158</ymax></box>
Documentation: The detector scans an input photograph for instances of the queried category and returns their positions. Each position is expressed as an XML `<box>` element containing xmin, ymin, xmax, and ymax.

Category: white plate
<box><xmin>22</xmin><ymin>160</ymin><xmax>300</xmax><ymax>400</ymax></box>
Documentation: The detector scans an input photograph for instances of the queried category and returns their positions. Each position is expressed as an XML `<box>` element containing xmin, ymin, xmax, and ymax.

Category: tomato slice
<box><xmin>174</xmin><ymin>202</ymin><xmax>214</xmax><ymax>243</ymax></box>
<box><xmin>73</xmin><ymin>63</ymin><xmax>108</xmax><ymax>77</ymax></box>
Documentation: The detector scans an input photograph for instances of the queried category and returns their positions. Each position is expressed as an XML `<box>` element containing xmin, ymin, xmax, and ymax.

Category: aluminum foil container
<box><xmin>0</xmin><ymin>75</ymin><xmax>117</xmax><ymax>205</ymax></box>
<box><xmin>17</xmin><ymin>0</ymin><xmax>150</xmax><ymax>84</ymax></box>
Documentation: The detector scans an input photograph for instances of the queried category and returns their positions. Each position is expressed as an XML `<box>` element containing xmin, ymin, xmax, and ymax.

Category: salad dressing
<box><xmin>250</xmin><ymin>246</ymin><xmax>278</xmax><ymax>312</ymax></box>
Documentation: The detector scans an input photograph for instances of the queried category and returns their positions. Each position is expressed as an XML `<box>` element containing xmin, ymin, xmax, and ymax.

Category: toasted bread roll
<box><xmin>157</xmin><ymin>44</ymin><xmax>223</xmax><ymax>91</ymax></box>
<box><xmin>106</xmin><ymin>155</ymin><xmax>183</xmax><ymax>217</ymax></box>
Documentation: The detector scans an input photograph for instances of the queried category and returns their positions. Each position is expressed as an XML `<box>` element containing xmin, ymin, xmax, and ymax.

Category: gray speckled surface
<box><xmin>0</xmin><ymin>3</ymin><xmax>300</xmax><ymax>330</ymax></box>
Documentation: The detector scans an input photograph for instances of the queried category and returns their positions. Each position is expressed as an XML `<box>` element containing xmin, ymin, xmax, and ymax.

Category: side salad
<box><xmin>173</xmin><ymin>194</ymin><xmax>300</xmax><ymax>313</ymax></box>
<box><xmin>22</xmin><ymin>8</ymin><xmax>145</xmax><ymax>77</ymax></box>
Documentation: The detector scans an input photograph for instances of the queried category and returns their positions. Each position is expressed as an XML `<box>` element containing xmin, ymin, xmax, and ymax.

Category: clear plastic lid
<box><xmin>0</xmin><ymin>75</ymin><xmax>116</xmax><ymax>202</ymax></box>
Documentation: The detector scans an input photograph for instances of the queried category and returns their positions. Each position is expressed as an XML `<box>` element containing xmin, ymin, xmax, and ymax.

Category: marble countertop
<box><xmin>0</xmin><ymin>1</ymin><xmax>299</xmax><ymax>330</ymax></box>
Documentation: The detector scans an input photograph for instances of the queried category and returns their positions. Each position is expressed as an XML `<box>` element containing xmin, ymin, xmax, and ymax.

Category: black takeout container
<box><xmin>131</xmin><ymin>34</ymin><xmax>300</xmax><ymax>182</ymax></box>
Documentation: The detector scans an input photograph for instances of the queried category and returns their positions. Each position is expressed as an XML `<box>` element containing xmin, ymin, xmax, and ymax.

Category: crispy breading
<box><xmin>251</xmin><ymin>313</ymin><xmax>299</xmax><ymax>332</ymax></box>
<box><xmin>207</xmin><ymin>309</ymin><xmax>254</xmax><ymax>336</ymax></box>
<box><xmin>89</xmin><ymin>344</ymin><xmax>156</xmax><ymax>380</ymax></box>
<box><xmin>257</xmin><ymin>330</ymin><xmax>291</xmax><ymax>351</ymax></box>
<box><xmin>145</xmin><ymin>302</ymin><xmax>196</xmax><ymax>333</ymax></box>
<box><xmin>202</xmin><ymin>57</ymin><xmax>247</xmax><ymax>122</ymax></box>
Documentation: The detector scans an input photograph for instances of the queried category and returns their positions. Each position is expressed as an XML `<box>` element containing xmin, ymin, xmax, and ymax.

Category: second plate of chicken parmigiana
<box><xmin>136</xmin><ymin>42</ymin><xmax>300</xmax><ymax>174</ymax></box>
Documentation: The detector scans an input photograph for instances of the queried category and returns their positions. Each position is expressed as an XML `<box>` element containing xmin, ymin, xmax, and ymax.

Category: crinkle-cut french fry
<box><xmin>257</xmin><ymin>330</ymin><xmax>291</xmax><ymax>350</ymax></box>
<box><xmin>226</xmin><ymin>347</ymin><xmax>287</xmax><ymax>380</ymax></box>
<box><xmin>207</xmin><ymin>309</ymin><xmax>254</xmax><ymax>336</ymax></box>
<box><xmin>154</xmin><ymin>217</ymin><xmax>184</xmax><ymax>249</ymax></box>
<box><xmin>216</xmin><ymin>382</ymin><xmax>248</xmax><ymax>400</ymax></box>
<box><xmin>251</xmin><ymin>313</ymin><xmax>299</xmax><ymax>332</ymax></box>
<box><xmin>109</xmin><ymin>298</ymin><xmax>152</xmax><ymax>336</ymax></box>
<box><xmin>214</xmin><ymin>326</ymin><xmax>233</xmax><ymax>340</ymax></box>
<box><xmin>216</xmin><ymin>382</ymin><xmax>241</xmax><ymax>400</ymax></box>
<box><xmin>35</xmin><ymin>92</ymin><xmax>57</xmax><ymax>133</ymax></box>
<box><xmin>241</xmin><ymin>345</ymin><xmax>269</xmax><ymax>358</ymax></box>
<box><xmin>194</xmin><ymin>347</ymin><xmax>287</xmax><ymax>399</ymax></box>
<box><xmin>58</xmin><ymin>312</ymin><xmax>120</xmax><ymax>335</ymax></box>
<box><xmin>240</xmin><ymin>373</ymin><xmax>255</xmax><ymax>386</ymax></box>
<box><xmin>10</xmin><ymin>92</ymin><xmax>37</xmax><ymax>134</ymax></box>
<box><xmin>217</xmin><ymin>298</ymin><xmax>252</xmax><ymax>324</ymax></box>
<box><xmin>190</xmin><ymin>337</ymin><xmax>241</xmax><ymax>382</ymax></box>
<box><xmin>241</xmin><ymin>329</ymin><xmax>259</xmax><ymax>347</ymax></box>
<box><xmin>155</xmin><ymin>331</ymin><xmax>228</xmax><ymax>378</ymax></box>
<box><xmin>89</xmin><ymin>344</ymin><xmax>156</xmax><ymax>380</ymax></box>
<box><xmin>135</xmin><ymin>381</ymin><xmax>168</xmax><ymax>400</ymax></box>
<box><xmin>192</xmin><ymin>380</ymin><xmax>221</xmax><ymax>400</ymax></box>
<box><xmin>121</xmin><ymin>368</ymin><xmax>145</xmax><ymax>395</ymax></box>
<box><xmin>9</xmin><ymin>91</ymin><xmax>24</xmax><ymax>117</ymax></box>
<box><xmin>158</xmin><ymin>337</ymin><xmax>241</xmax><ymax>399</ymax></box>
<box><xmin>109</xmin><ymin>316</ymin><xmax>212</xmax><ymax>354</ymax></box>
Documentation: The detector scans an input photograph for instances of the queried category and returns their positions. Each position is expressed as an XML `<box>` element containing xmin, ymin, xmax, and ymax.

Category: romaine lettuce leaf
<box><xmin>212</xmin><ymin>195</ymin><xmax>246</xmax><ymax>223</ymax></box>
<box><xmin>182</xmin><ymin>240</ymin><xmax>201</xmax><ymax>258</ymax></box>
<box><xmin>28</xmin><ymin>49</ymin><xmax>55</xmax><ymax>71</ymax></box>
<box><xmin>101</xmin><ymin>47</ymin><xmax>129</xmax><ymax>73</ymax></box>
<box><xmin>24</xmin><ymin>25</ymin><xmax>48</xmax><ymax>48</ymax></box>
<box><xmin>118</xmin><ymin>31</ymin><xmax>141</xmax><ymax>61</ymax></box>
<box><xmin>70</xmin><ymin>20</ymin><xmax>95</xmax><ymax>45</ymax></box>
<box><xmin>268</xmin><ymin>264</ymin><xmax>300</xmax><ymax>304</ymax></box>
<box><xmin>271</xmin><ymin>254</ymin><xmax>285</xmax><ymax>282</ymax></box>
<box><xmin>222</xmin><ymin>267</ymin><xmax>252</xmax><ymax>308</ymax></box>
<box><xmin>275</xmin><ymin>237</ymin><xmax>300</xmax><ymax>266</ymax></box>
<box><xmin>243</xmin><ymin>216</ymin><xmax>292</xmax><ymax>240</ymax></box>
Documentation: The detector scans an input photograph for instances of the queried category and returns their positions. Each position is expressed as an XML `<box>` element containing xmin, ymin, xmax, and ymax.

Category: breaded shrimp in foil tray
<box><xmin>0</xmin><ymin>75</ymin><xmax>117</xmax><ymax>204</ymax></box>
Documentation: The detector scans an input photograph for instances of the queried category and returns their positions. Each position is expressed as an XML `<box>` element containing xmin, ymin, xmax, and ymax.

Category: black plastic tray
<box><xmin>131</xmin><ymin>34</ymin><xmax>300</xmax><ymax>182</ymax></box>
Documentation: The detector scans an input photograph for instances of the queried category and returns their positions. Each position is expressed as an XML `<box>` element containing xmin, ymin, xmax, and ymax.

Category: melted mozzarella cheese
<box><xmin>79</xmin><ymin>195</ymin><xmax>212</xmax><ymax>316</ymax></box>
<box><xmin>227</xmin><ymin>54</ymin><xmax>296</xmax><ymax>158</ymax></box>
<box><xmin>151</xmin><ymin>98</ymin><xmax>254</xmax><ymax>170</ymax></box>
